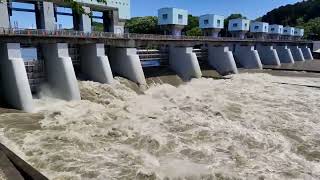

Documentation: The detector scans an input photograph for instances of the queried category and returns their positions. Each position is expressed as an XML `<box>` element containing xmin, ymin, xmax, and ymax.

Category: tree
<box><xmin>125</xmin><ymin>16</ymin><xmax>159</xmax><ymax>34</ymax></box>
<box><xmin>184</xmin><ymin>15</ymin><xmax>199</xmax><ymax>31</ymax></box>
<box><xmin>48</xmin><ymin>0</ymin><xmax>107</xmax><ymax>14</ymax></box>
<box><xmin>297</xmin><ymin>17</ymin><xmax>320</xmax><ymax>40</ymax></box>
<box><xmin>260</xmin><ymin>0</ymin><xmax>320</xmax><ymax>39</ymax></box>
<box><xmin>186</xmin><ymin>27</ymin><xmax>202</xmax><ymax>36</ymax></box>
<box><xmin>183</xmin><ymin>15</ymin><xmax>201</xmax><ymax>36</ymax></box>
<box><xmin>261</xmin><ymin>0</ymin><xmax>320</xmax><ymax>26</ymax></box>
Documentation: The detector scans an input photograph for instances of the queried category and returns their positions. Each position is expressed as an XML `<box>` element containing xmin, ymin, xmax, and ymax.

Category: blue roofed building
<box><xmin>158</xmin><ymin>8</ymin><xmax>188</xmax><ymax>36</ymax></box>
<box><xmin>250</xmin><ymin>21</ymin><xmax>269</xmax><ymax>39</ymax></box>
<box><xmin>228</xmin><ymin>18</ymin><xmax>250</xmax><ymax>39</ymax></box>
<box><xmin>199</xmin><ymin>14</ymin><xmax>224</xmax><ymax>38</ymax></box>
<box><xmin>268</xmin><ymin>24</ymin><xmax>283</xmax><ymax>40</ymax></box>
<box><xmin>294</xmin><ymin>28</ymin><xmax>304</xmax><ymax>40</ymax></box>
<box><xmin>282</xmin><ymin>26</ymin><xmax>295</xmax><ymax>40</ymax></box>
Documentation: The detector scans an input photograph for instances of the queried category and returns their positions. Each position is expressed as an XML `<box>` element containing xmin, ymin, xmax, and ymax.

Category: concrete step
<box><xmin>0</xmin><ymin>143</ymin><xmax>48</xmax><ymax>180</ymax></box>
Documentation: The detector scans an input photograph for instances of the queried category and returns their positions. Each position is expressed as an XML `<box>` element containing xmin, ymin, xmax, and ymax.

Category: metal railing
<box><xmin>0</xmin><ymin>27</ymin><xmax>308</xmax><ymax>42</ymax></box>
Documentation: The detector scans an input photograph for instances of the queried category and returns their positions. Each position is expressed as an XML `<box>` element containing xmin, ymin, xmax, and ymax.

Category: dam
<box><xmin>0</xmin><ymin>1</ymin><xmax>320</xmax><ymax>179</ymax></box>
<box><xmin>0</xmin><ymin>0</ymin><xmax>316</xmax><ymax>113</ymax></box>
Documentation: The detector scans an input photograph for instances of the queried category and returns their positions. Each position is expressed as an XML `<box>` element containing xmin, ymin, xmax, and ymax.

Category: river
<box><xmin>0</xmin><ymin>73</ymin><xmax>320</xmax><ymax>180</ymax></box>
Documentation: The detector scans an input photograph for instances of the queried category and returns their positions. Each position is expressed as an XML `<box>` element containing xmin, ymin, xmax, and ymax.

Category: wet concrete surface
<box><xmin>239</xmin><ymin>68</ymin><xmax>320</xmax><ymax>78</ymax></box>
<box><xmin>263</xmin><ymin>59</ymin><xmax>320</xmax><ymax>73</ymax></box>
<box><xmin>0</xmin><ymin>143</ymin><xmax>47</xmax><ymax>180</ymax></box>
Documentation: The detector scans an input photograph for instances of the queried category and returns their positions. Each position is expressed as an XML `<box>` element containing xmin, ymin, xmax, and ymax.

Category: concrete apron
<box><xmin>169</xmin><ymin>47</ymin><xmax>202</xmax><ymax>81</ymax></box>
<box><xmin>234</xmin><ymin>45</ymin><xmax>263</xmax><ymax>69</ymax></box>
<box><xmin>208</xmin><ymin>46</ymin><xmax>238</xmax><ymax>75</ymax></box>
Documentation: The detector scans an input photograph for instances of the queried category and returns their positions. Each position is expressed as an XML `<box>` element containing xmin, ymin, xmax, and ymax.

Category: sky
<box><xmin>131</xmin><ymin>0</ymin><xmax>302</xmax><ymax>19</ymax></box>
<box><xmin>10</xmin><ymin>0</ymin><xmax>302</xmax><ymax>29</ymax></box>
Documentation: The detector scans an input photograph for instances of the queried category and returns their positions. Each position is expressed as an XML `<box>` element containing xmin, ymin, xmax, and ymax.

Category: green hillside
<box><xmin>261</xmin><ymin>0</ymin><xmax>320</xmax><ymax>39</ymax></box>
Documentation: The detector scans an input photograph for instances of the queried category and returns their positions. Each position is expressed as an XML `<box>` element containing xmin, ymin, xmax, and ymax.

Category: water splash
<box><xmin>0</xmin><ymin>73</ymin><xmax>320</xmax><ymax>180</ymax></box>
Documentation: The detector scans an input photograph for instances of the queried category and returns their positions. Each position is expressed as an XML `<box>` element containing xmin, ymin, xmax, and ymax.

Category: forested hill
<box><xmin>260</xmin><ymin>0</ymin><xmax>320</xmax><ymax>39</ymax></box>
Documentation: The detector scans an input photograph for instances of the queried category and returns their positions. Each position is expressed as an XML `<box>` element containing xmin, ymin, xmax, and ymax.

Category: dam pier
<box><xmin>0</xmin><ymin>0</ymin><xmax>316</xmax><ymax>113</ymax></box>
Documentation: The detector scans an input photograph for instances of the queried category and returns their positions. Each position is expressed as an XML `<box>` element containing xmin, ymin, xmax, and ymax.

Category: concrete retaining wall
<box><xmin>109</xmin><ymin>47</ymin><xmax>146</xmax><ymax>85</ymax></box>
<box><xmin>79</xmin><ymin>6</ymin><xmax>92</xmax><ymax>33</ymax></box>
<box><xmin>288</xmin><ymin>46</ymin><xmax>305</xmax><ymax>62</ymax></box>
<box><xmin>37</xmin><ymin>2</ymin><xmax>55</xmax><ymax>30</ymax></box>
<box><xmin>313</xmin><ymin>41</ymin><xmax>320</xmax><ymax>52</ymax></box>
<box><xmin>80</xmin><ymin>44</ymin><xmax>113</xmax><ymax>83</ymax></box>
<box><xmin>169</xmin><ymin>47</ymin><xmax>202</xmax><ymax>80</ymax></box>
<box><xmin>42</xmin><ymin>43</ymin><xmax>81</xmax><ymax>100</ymax></box>
<box><xmin>0</xmin><ymin>43</ymin><xmax>33</xmax><ymax>112</ymax></box>
<box><xmin>275</xmin><ymin>46</ymin><xmax>294</xmax><ymax>64</ymax></box>
<box><xmin>0</xmin><ymin>1</ymin><xmax>10</xmax><ymax>28</ymax></box>
<box><xmin>300</xmin><ymin>46</ymin><xmax>314</xmax><ymax>60</ymax></box>
<box><xmin>256</xmin><ymin>45</ymin><xmax>281</xmax><ymax>66</ymax></box>
<box><xmin>234</xmin><ymin>45</ymin><xmax>262</xmax><ymax>69</ymax></box>
<box><xmin>208</xmin><ymin>46</ymin><xmax>238</xmax><ymax>75</ymax></box>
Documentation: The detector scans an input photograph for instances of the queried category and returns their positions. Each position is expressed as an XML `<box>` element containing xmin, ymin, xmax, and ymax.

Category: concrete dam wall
<box><xmin>0</xmin><ymin>42</ymin><xmax>315</xmax><ymax>112</ymax></box>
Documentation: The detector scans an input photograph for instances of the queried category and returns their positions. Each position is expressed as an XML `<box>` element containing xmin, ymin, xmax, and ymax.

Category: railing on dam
<box><xmin>0</xmin><ymin>28</ymin><xmax>308</xmax><ymax>42</ymax></box>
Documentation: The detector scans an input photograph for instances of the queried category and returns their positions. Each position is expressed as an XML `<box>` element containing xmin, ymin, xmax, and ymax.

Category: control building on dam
<box><xmin>0</xmin><ymin>1</ymin><xmax>316</xmax><ymax>112</ymax></box>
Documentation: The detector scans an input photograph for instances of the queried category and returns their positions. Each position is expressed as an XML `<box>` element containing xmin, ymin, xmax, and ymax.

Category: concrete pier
<box><xmin>275</xmin><ymin>46</ymin><xmax>295</xmax><ymax>64</ymax></box>
<box><xmin>0</xmin><ymin>43</ymin><xmax>33</xmax><ymax>112</ymax></box>
<box><xmin>234</xmin><ymin>45</ymin><xmax>263</xmax><ymax>69</ymax></box>
<box><xmin>208</xmin><ymin>46</ymin><xmax>238</xmax><ymax>75</ymax></box>
<box><xmin>109</xmin><ymin>47</ymin><xmax>146</xmax><ymax>85</ymax></box>
<box><xmin>74</xmin><ymin>6</ymin><xmax>92</xmax><ymax>33</ymax></box>
<box><xmin>300</xmin><ymin>46</ymin><xmax>314</xmax><ymax>60</ymax></box>
<box><xmin>42</xmin><ymin>43</ymin><xmax>81</xmax><ymax>100</ymax></box>
<box><xmin>36</xmin><ymin>2</ymin><xmax>55</xmax><ymax>30</ymax></box>
<box><xmin>80</xmin><ymin>44</ymin><xmax>113</xmax><ymax>84</ymax></box>
<box><xmin>169</xmin><ymin>47</ymin><xmax>202</xmax><ymax>80</ymax></box>
<box><xmin>289</xmin><ymin>46</ymin><xmax>305</xmax><ymax>62</ymax></box>
<box><xmin>103</xmin><ymin>10</ymin><xmax>125</xmax><ymax>34</ymax></box>
<box><xmin>256</xmin><ymin>45</ymin><xmax>281</xmax><ymax>66</ymax></box>
<box><xmin>0</xmin><ymin>1</ymin><xmax>10</xmax><ymax>28</ymax></box>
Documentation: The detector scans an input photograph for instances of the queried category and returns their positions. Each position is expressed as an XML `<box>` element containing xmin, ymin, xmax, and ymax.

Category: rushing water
<box><xmin>0</xmin><ymin>73</ymin><xmax>320</xmax><ymax>180</ymax></box>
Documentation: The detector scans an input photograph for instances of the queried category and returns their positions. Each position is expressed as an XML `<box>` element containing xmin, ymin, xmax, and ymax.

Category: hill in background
<box><xmin>260</xmin><ymin>0</ymin><xmax>320</xmax><ymax>40</ymax></box>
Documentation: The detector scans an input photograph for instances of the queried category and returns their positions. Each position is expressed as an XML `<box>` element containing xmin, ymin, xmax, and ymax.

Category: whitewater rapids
<box><xmin>0</xmin><ymin>73</ymin><xmax>320</xmax><ymax>180</ymax></box>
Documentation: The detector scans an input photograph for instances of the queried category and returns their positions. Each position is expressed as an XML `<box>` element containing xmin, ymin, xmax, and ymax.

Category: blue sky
<box><xmin>131</xmin><ymin>0</ymin><xmax>302</xmax><ymax>19</ymax></box>
<box><xmin>11</xmin><ymin>0</ymin><xmax>301</xmax><ymax>29</ymax></box>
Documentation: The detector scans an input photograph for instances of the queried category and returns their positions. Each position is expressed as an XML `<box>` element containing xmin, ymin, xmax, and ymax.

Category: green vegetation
<box><xmin>63</xmin><ymin>0</ymin><xmax>320</xmax><ymax>39</ymax></box>
<box><xmin>55</xmin><ymin>0</ymin><xmax>107</xmax><ymax>14</ymax></box>
<box><xmin>125</xmin><ymin>16</ymin><xmax>159</xmax><ymax>34</ymax></box>
<box><xmin>184</xmin><ymin>15</ymin><xmax>202</xmax><ymax>36</ymax></box>
<box><xmin>260</xmin><ymin>0</ymin><xmax>320</xmax><ymax>39</ymax></box>
<box><xmin>124</xmin><ymin>13</ymin><xmax>248</xmax><ymax>37</ymax></box>
<box><xmin>92</xmin><ymin>21</ymin><xmax>104</xmax><ymax>32</ymax></box>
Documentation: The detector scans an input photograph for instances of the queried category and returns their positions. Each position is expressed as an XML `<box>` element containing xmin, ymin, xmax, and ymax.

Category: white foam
<box><xmin>1</xmin><ymin>73</ymin><xmax>320</xmax><ymax>179</ymax></box>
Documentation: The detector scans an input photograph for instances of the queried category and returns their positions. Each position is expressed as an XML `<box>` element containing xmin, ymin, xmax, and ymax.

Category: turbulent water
<box><xmin>1</xmin><ymin>73</ymin><xmax>320</xmax><ymax>180</ymax></box>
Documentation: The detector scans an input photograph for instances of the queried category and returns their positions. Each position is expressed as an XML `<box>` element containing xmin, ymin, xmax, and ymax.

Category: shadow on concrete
<box><xmin>0</xmin><ymin>143</ymin><xmax>47</xmax><ymax>180</ymax></box>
